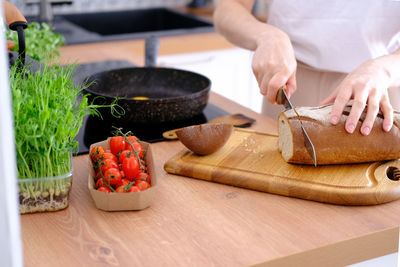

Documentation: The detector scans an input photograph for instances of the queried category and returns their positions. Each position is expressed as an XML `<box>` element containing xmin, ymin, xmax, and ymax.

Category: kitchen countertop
<box><xmin>21</xmin><ymin>32</ymin><xmax>400</xmax><ymax>266</ymax></box>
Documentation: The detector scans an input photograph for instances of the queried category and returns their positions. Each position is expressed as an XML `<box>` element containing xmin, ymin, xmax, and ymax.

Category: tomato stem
<box><xmin>98</xmin><ymin>166</ymin><xmax>115</xmax><ymax>192</ymax></box>
<box><xmin>113</xmin><ymin>128</ymin><xmax>145</xmax><ymax>170</ymax></box>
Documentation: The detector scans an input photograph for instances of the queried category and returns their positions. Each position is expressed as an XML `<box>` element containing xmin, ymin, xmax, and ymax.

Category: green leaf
<box><xmin>6</xmin><ymin>22</ymin><xmax>65</xmax><ymax>62</ymax></box>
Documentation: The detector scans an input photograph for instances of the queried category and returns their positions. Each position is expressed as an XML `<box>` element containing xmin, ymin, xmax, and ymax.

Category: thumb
<box><xmin>319</xmin><ymin>93</ymin><xmax>336</xmax><ymax>106</ymax></box>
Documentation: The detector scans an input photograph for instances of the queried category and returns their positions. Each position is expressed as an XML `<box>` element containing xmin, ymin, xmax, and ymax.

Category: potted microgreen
<box><xmin>9</xmin><ymin>62</ymin><xmax>99</xmax><ymax>213</ymax></box>
<box><xmin>7</xmin><ymin>22</ymin><xmax>106</xmax><ymax>213</ymax></box>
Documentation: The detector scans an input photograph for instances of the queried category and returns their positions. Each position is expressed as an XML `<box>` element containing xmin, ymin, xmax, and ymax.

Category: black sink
<box><xmin>27</xmin><ymin>8</ymin><xmax>214</xmax><ymax>45</ymax></box>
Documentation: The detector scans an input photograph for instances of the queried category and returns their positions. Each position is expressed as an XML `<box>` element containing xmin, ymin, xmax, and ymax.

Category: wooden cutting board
<box><xmin>164</xmin><ymin>128</ymin><xmax>400</xmax><ymax>205</ymax></box>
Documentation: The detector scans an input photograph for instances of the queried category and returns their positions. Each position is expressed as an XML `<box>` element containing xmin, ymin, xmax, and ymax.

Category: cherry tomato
<box><xmin>127</xmin><ymin>185</ymin><xmax>140</xmax><ymax>192</ymax></box>
<box><xmin>136</xmin><ymin>180</ymin><xmax>151</xmax><ymax>191</ymax></box>
<box><xmin>124</xmin><ymin>136</ymin><xmax>139</xmax><ymax>149</ymax></box>
<box><xmin>95</xmin><ymin>169</ymin><xmax>112</xmax><ymax>181</ymax></box>
<box><xmin>95</xmin><ymin>178</ymin><xmax>105</xmax><ymax>189</ymax></box>
<box><xmin>99</xmin><ymin>152</ymin><xmax>118</xmax><ymax>164</ymax></box>
<box><xmin>118</xmin><ymin>150</ymin><xmax>135</xmax><ymax>164</ymax></box>
<box><xmin>109</xmin><ymin>136</ymin><xmax>126</xmax><ymax>156</ymax></box>
<box><xmin>115</xmin><ymin>185</ymin><xmax>127</xmax><ymax>193</ymax></box>
<box><xmin>122</xmin><ymin>157</ymin><xmax>139</xmax><ymax>180</ymax></box>
<box><xmin>97</xmin><ymin>185</ymin><xmax>111</xmax><ymax>193</ymax></box>
<box><xmin>90</xmin><ymin>146</ymin><xmax>105</xmax><ymax>162</ymax></box>
<box><xmin>95</xmin><ymin>170</ymin><xmax>102</xmax><ymax>182</ymax></box>
<box><xmin>136</xmin><ymin>172</ymin><xmax>151</xmax><ymax>184</ymax></box>
<box><xmin>125</xmin><ymin>140</ymin><xmax>144</xmax><ymax>159</ymax></box>
<box><xmin>139</xmin><ymin>159</ymin><xmax>147</xmax><ymax>172</ymax></box>
<box><xmin>98</xmin><ymin>159</ymin><xmax>119</xmax><ymax>173</ymax></box>
<box><xmin>103</xmin><ymin>168</ymin><xmax>122</xmax><ymax>186</ymax></box>
<box><xmin>115</xmin><ymin>183</ymin><xmax>140</xmax><ymax>193</ymax></box>
<box><xmin>117</xmin><ymin>178</ymin><xmax>130</xmax><ymax>188</ymax></box>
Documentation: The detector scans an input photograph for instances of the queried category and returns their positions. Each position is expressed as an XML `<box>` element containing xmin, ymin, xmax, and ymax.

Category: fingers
<box><xmin>380</xmin><ymin>93</ymin><xmax>393</xmax><ymax>132</ymax></box>
<box><xmin>256</xmin><ymin>65</ymin><xmax>294</xmax><ymax>100</ymax></box>
<box><xmin>353</xmin><ymin>89</ymin><xmax>393</xmax><ymax>135</ymax></box>
<box><xmin>319</xmin><ymin>93</ymin><xmax>336</xmax><ymax>106</ymax></box>
<box><xmin>258</xmin><ymin>70</ymin><xmax>271</xmax><ymax>96</ymax></box>
<box><xmin>360</xmin><ymin>89</ymin><xmax>379</xmax><ymax>135</ymax></box>
<box><xmin>257</xmin><ymin>68</ymin><xmax>295</xmax><ymax>103</ymax></box>
<box><xmin>285</xmin><ymin>71</ymin><xmax>297</xmax><ymax>98</ymax></box>
<box><xmin>345</xmin><ymin>93</ymin><xmax>368</xmax><ymax>133</ymax></box>
<box><xmin>251</xmin><ymin>47</ymin><xmax>296</xmax><ymax>103</ymax></box>
<box><xmin>266</xmin><ymin>71</ymin><xmax>292</xmax><ymax>103</ymax></box>
<box><xmin>329</xmin><ymin>84</ymin><xmax>353</xmax><ymax>126</ymax></box>
<box><xmin>252</xmin><ymin>56</ymin><xmax>271</xmax><ymax>95</ymax></box>
<box><xmin>330</xmin><ymin>83</ymin><xmax>392</xmax><ymax>135</ymax></box>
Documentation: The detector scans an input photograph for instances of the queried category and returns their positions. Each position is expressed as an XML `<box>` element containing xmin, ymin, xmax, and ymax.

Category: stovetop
<box><xmin>74</xmin><ymin>103</ymin><xmax>228</xmax><ymax>155</ymax></box>
<box><xmin>72</xmin><ymin>60</ymin><xmax>228</xmax><ymax>155</ymax></box>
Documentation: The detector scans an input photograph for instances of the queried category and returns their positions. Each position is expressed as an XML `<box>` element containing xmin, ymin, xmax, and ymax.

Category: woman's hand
<box><xmin>252</xmin><ymin>29</ymin><xmax>297</xmax><ymax>104</ymax></box>
<box><xmin>252</xmin><ymin>29</ymin><xmax>297</xmax><ymax>103</ymax></box>
<box><xmin>213</xmin><ymin>0</ymin><xmax>297</xmax><ymax>103</ymax></box>
<box><xmin>320</xmin><ymin>57</ymin><xmax>395</xmax><ymax>135</ymax></box>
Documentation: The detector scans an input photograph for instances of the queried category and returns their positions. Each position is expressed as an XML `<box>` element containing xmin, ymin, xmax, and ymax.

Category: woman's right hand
<box><xmin>213</xmin><ymin>0</ymin><xmax>297</xmax><ymax>102</ymax></box>
<box><xmin>252</xmin><ymin>29</ymin><xmax>297</xmax><ymax>103</ymax></box>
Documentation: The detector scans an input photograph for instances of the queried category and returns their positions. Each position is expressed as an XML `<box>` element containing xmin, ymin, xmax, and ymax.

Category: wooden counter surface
<box><xmin>21</xmin><ymin>33</ymin><xmax>400</xmax><ymax>266</ymax></box>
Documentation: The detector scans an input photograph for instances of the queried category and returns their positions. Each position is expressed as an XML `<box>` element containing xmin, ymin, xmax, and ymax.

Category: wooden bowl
<box><xmin>176</xmin><ymin>123</ymin><xmax>233</xmax><ymax>155</ymax></box>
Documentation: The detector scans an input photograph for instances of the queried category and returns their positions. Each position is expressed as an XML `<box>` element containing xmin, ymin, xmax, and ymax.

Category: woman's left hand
<box><xmin>320</xmin><ymin>57</ymin><xmax>395</xmax><ymax>135</ymax></box>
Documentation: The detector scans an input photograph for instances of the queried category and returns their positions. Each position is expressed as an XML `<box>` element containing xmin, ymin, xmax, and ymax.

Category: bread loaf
<box><xmin>278</xmin><ymin>104</ymin><xmax>400</xmax><ymax>165</ymax></box>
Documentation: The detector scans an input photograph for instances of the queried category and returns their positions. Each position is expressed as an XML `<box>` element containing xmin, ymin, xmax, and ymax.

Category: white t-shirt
<box><xmin>267</xmin><ymin>0</ymin><xmax>400</xmax><ymax>73</ymax></box>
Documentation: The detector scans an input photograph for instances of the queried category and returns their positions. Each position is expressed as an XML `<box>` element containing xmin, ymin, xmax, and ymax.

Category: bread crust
<box><xmin>278</xmin><ymin>104</ymin><xmax>400</xmax><ymax>165</ymax></box>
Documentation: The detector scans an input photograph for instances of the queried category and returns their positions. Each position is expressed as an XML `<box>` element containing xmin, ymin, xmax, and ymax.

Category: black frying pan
<box><xmin>83</xmin><ymin>37</ymin><xmax>211</xmax><ymax>123</ymax></box>
<box><xmin>84</xmin><ymin>66</ymin><xmax>211</xmax><ymax>123</ymax></box>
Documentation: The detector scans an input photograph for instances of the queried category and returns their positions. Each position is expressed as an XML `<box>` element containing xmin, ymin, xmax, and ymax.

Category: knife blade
<box><xmin>276</xmin><ymin>86</ymin><xmax>317</xmax><ymax>166</ymax></box>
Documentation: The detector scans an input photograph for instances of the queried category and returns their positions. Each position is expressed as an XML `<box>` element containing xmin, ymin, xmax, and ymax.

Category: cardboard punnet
<box><xmin>88</xmin><ymin>139</ymin><xmax>156</xmax><ymax>211</ymax></box>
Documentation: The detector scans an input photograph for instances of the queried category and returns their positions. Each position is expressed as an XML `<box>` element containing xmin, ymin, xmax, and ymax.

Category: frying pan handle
<box><xmin>162</xmin><ymin>128</ymin><xmax>180</xmax><ymax>140</ymax></box>
<box><xmin>3</xmin><ymin>1</ymin><xmax>28</xmax><ymax>68</ymax></box>
<box><xmin>145</xmin><ymin>36</ymin><xmax>159</xmax><ymax>67</ymax></box>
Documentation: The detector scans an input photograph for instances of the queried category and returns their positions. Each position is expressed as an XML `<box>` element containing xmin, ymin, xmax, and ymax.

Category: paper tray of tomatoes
<box><xmin>88</xmin><ymin>136</ymin><xmax>157</xmax><ymax>211</ymax></box>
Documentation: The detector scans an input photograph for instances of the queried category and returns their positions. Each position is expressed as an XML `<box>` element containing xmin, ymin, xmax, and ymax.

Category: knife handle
<box><xmin>276</xmin><ymin>85</ymin><xmax>288</xmax><ymax>105</ymax></box>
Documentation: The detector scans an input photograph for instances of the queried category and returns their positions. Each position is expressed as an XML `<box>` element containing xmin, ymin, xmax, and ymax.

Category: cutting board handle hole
<box><xmin>386</xmin><ymin>166</ymin><xmax>400</xmax><ymax>181</ymax></box>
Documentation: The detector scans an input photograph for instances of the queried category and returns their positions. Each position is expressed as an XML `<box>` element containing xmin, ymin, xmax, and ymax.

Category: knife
<box><xmin>276</xmin><ymin>86</ymin><xmax>318</xmax><ymax>167</ymax></box>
